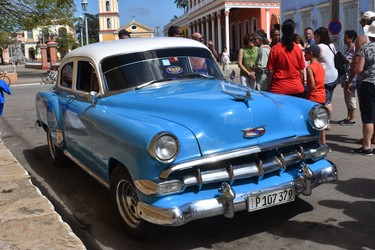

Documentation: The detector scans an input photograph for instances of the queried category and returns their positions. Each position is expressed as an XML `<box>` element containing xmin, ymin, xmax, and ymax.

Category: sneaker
<box><xmin>352</xmin><ymin>147</ymin><xmax>373</xmax><ymax>156</ymax></box>
<box><xmin>339</xmin><ymin>119</ymin><xmax>356</xmax><ymax>126</ymax></box>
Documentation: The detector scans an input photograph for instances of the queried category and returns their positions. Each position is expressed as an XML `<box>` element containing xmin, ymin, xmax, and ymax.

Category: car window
<box><xmin>61</xmin><ymin>62</ymin><xmax>73</xmax><ymax>89</ymax></box>
<box><xmin>76</xmin><ymin>61</ymin><xmax>99</xmax><ymax>93</ymax></box>
<box><xmin>101</xmin><ymin>48</ymin><xmax>223</xmax><ymax>92</ymax></box>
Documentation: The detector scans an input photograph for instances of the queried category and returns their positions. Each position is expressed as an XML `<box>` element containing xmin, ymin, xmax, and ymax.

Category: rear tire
<box><xmin>47</xmin><ymin>129</ymin><xmax>67</xmax><ymax>166</ymax></box>
<box><xmin>110</xmin><ymin>166</ymin><xmax>155</xmax><ymax>239</ymax></box>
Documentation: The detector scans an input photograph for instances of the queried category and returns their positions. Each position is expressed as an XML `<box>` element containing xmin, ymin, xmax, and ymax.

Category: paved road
<box><xmin>1</xmin><ymin>65</ymin><xmax>374</xmax><ymax>249</ymax></box>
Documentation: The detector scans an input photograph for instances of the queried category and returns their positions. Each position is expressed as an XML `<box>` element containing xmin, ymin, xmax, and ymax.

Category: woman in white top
<box><xmin>314</xmin><ymin>27</ymin><xmax>339</xmax><ymax>129</ymax></box>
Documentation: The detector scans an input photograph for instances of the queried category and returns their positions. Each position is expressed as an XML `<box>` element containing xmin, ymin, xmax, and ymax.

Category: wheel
<box><xmin>42</xmin><ymin>72</ymin><xmax>49</xmax><ymax>84</ymax></box>
<box><xmin>47</xmin><ymin>129</ymin><xmax>67</xmax><ymax>166</ymax></box>
<box><xmin>42</xmin><ymin>72</ymin><xmax>54</xmax><ymax>84</ymax></box>
<box><xmin>0</xmin><ymin>75</ymin><xmax>11</xmax><ymax>86</ymax></box>
<box><xmin>110</xmin><ymin>166</ymin><xmax>155</xmax><ymax>239</ymax></box>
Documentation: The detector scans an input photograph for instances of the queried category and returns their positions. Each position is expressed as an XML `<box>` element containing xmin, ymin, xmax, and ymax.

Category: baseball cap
<box><xmin>360</xmin><ymin>11</ymin><xmax>375</xmax><ymax>21</ymax></box>
<box><xmin>304</xmin><ymin>44</ymin><xmax>320</xmax><ymax>57</ymax></box>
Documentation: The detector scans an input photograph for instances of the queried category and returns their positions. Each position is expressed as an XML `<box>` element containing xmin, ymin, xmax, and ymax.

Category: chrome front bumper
<box><xmin>137</xmin><ymin>163</ymin><xmax>338</xmax><ymax>226</ymax></box>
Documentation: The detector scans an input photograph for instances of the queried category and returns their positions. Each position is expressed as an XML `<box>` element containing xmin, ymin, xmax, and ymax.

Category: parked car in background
<box><xmin>35</xmin><ymin>38</ymin><xmax>338</xmax><ymax>238</ymax></box>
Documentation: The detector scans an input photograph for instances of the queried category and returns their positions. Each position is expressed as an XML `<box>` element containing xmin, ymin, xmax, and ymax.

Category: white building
<box><xmin>281</xmin><ymin>0</ymin><xmax>375</xmax><ymax>51</ymax></box>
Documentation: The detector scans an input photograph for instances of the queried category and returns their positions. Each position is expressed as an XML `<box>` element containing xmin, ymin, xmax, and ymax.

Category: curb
<box><xmin>0</xmin><ymin>139</ymin><xmax>86</xmax><ymax>249</ymax></box>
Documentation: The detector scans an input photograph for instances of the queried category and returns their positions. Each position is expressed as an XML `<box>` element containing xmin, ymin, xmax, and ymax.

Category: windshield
<box><xmin>101</xmin><ymin>48</ymin><xmax>224</xmax><ymax>91</ymax></box>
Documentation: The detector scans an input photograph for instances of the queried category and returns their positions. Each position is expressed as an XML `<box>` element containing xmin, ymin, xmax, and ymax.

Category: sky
<box><xmin>74</xmin><ymin>0</ymin><xmax>184</xmax><ymax>31</ymax></box>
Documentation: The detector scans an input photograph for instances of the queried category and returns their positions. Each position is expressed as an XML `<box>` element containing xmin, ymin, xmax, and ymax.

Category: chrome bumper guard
<box><xmin>137</xmin><ymin>163</ymin><xmax>337</xmax><ymax>226</ymax></box>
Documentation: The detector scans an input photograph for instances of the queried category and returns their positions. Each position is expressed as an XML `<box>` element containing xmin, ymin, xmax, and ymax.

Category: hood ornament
<box><xmin>221</xmin><ymin>82</ymin><xmax>252</xmax><ymax>101</ymax></box>
<box><xmin>242</xmin><ymin>126</ymin><xmax>266</xmax><ymax>138</ymax></box>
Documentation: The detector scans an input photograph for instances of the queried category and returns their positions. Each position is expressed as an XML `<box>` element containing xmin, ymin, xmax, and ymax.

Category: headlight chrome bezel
<box><xmin>148</xmin><ymin>132</ymin><xmax>180</xmax><ymax>163</ymax></box>
<box><xmin>308</xmin><ymin>104</ymin><xmax>330</xmax><ymax>131</ymax></box>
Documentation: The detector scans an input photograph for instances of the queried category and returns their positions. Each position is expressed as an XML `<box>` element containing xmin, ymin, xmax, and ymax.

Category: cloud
<box><xmin>127</xmin><ymin>7</ymin><xmax>150</xmax><ymax>17</ymax></box>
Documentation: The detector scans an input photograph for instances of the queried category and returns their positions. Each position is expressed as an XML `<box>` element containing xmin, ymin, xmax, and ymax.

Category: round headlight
<box><xmin>148</xmin><ymin>132</ymin><xmax>179</xmax><ymax>163</ymax></box>
<box><xmin>308</xmin><ymin>105</ymin><xmax>330</xmax><ymax>131</ymax></box>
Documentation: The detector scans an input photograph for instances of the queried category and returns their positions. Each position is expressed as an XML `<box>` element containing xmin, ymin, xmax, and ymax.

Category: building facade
<box><xmin>98</xmin><ymin>0</ymin><xmax>120</xmax><ymax>41</ymax></box>
<box><xmin>164</xmin><ymin>0</ymin><xmax>281</xmax><ymax>61</ymax></box>
<box><xmin>281</xmin><ymin>0</ymin><xmax>375</xmax><ymax>51</ymax></box>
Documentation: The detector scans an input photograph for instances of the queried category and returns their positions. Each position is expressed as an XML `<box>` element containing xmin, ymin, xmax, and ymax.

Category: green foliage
<box><xmin>174</xmin><ymin>0</ymin><xmax>188</xmax><ymax>13</ymax></box>
<box><xmin>74</xmin><ymin>14</ymin><xmax>99</xmax><ymax>45</ymax></box>
<box><xmin>0</xmin><ymin>0</ymin><xmax>76</xmax><ymax>33</ymax></box>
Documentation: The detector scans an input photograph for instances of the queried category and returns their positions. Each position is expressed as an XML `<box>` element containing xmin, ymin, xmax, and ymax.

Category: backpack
<box><xmin>329</xmin><ymin>45</ymin><xmax>349</xmax><ymax>76</ymax></box>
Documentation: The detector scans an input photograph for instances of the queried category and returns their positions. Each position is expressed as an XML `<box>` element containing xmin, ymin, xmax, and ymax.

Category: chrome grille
<box><xmin>160</xmin><ymin>137</ymin><xmax>328</xmax><ymax>191</ymax></box>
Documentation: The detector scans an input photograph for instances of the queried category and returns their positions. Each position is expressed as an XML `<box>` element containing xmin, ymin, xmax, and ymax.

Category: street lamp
<box><xmin>79</xmin><ymin>16</ymin><xmax>84</xmax><ymax>46</ymax></box>
<box><xmin>81</xmin><ymin>0</ymin><xmax>89</xmax><ymax>45</ymax></box>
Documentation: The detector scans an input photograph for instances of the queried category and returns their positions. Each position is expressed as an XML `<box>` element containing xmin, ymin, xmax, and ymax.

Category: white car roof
<box><xmin>62</xmin><ymin>37</ymin><xmax>210</xmax><ymax>65</ymax></box>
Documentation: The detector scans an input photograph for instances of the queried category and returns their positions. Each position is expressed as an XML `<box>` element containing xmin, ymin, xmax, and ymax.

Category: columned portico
<box><xmin>225</xmin><ymin>10</ymin><xmax>230</xmax><ymax>59</ymax></box>
<box><xmin>206</xmin><ymin>16</ymin><xmax>210</xmax><ymax>44</ymax></box>
<box><xmin>165</xmin><ymin>1</ymin><xmax>280</xmax><ymax>61</ymax></box>
<box><xmin>217</xmin><ymin>12</ymin><xmax>222</xmax><ymax>54</ymax></box>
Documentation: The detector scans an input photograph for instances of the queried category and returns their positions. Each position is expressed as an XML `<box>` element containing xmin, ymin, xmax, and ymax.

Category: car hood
<box><xmin>103</xmin><ymin>80</ymin><xmax>314</xmax><ymax>156</ymax></box>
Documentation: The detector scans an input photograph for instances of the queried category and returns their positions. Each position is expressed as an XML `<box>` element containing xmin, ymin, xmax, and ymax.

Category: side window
<box><xmin>61</xmin><ymin>62</ymin><xmax>73</xmax><ymax>89</ymax></box>
<box><xmin>76</xmin><ymin>61</ymin><xmax>99</xmax><ymax>93</ymax></box>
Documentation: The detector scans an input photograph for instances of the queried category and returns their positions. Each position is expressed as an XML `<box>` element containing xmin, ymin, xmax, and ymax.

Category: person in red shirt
<box><xmin>267</xmin><ymin>19</ymin><xmax>306</xmax><ymax>97</ymax></box>
<box><xmin>304</xmin><ymin>44</ymin><xmax>327</xmax><ymax>144</ymax></box>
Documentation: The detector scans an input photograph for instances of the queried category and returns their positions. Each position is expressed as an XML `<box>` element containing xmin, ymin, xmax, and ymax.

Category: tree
<box><xmin>174</xmin><ymin>0</ymin><xmax>189</xmax><ymax>13</ymax></box>
<box><xmin>0</xmin><ymin>33</ymin><xmax>14</xmax><ymax>64</ymax></box>
<box><xmin>0</xmin><ymin>0</ymin><xmax>76</xmax><ymax>33</ymax></box>
<box><xmin>74</xmin><ymin>14</ymin><xmax>99</xmax><ymax>45</ymax></box>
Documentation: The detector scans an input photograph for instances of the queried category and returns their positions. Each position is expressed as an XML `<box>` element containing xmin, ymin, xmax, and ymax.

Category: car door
<box><xmin>59</xmin><ymin>60</ymin><xmax>102</xmax><ymax>174</ymax></box>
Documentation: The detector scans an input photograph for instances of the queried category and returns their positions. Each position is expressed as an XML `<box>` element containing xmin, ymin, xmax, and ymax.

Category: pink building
<box><xmin>164</xmin><ymin>0</ymin><xmax>280</xmax><ymax>61</ymax></box>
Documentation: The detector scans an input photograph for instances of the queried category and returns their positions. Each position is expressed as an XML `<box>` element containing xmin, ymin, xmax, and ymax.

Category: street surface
<box><xmin>0</xmin><ymin>77</ymin><xmax>374</xmax><ymax>249</ymax></box>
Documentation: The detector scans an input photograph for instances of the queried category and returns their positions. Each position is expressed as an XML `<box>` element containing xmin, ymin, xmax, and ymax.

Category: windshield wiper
<box><xmin>181</xmin><ymin>72</ymin><xmax>215</xmax><ymax>80</ymax></box>
<box><xmin>135</xmin><ymin>78</ymin><xmax>172</xmax><ymax>90</ymax></box>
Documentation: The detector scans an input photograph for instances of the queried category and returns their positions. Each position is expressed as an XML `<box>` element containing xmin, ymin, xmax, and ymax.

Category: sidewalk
<box><xmin>0</xmin><ymin>137</ymin><xmax>86</xmax><ymax>249</ymax></box>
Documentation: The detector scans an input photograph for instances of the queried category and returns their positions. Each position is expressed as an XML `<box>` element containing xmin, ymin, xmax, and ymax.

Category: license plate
<box><xmin>247</xmin><ymin>187</ymin><xmax>295</xmax><ymax>212</ymax></box>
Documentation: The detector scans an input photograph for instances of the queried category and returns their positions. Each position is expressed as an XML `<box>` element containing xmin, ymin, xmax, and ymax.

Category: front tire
<box><xmin>110</xmin><ymin>166</ymin><xmax>155</xmax><ymax>239</ymax></box>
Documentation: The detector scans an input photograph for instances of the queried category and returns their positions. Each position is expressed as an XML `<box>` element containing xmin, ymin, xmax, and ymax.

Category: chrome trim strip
<box><xmin>63</xmin><ymin>150</ymin><xmax>110</xmax><ymax>189</ymax></box>
<box><xmin>138</xmin><ymin>163</ymin><xmax>338</xmax><ymax>226</ymax></box>
<box><xmin>160</xmin><ymin>136</ymin><xmax>317</xmax><ymax>179</ymax></box>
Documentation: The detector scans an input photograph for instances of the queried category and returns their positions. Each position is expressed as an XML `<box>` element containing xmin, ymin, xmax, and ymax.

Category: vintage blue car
<box><xmin>35</xmin><ymin>38</ymin><xmax>337</xmax><ymax>238</ymax></box>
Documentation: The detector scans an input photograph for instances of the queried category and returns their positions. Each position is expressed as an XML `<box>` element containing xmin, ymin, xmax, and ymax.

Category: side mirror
<box><xmin>87</xmin><ymin>91</ymin><xmax>98</xmax><ymax>106</ymax></box>
<box><xmin>229</xmin><ymin>69</ymin><xmax>235</xmax><ymax>80</ymax></box>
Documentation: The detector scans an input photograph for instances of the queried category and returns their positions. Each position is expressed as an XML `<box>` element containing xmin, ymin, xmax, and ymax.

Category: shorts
<box><xmin>343</xmin><ymin>81</ymin><xmax>357</xmax><ymax>110</ymax></box>
<box><xmin>325</xmin><ymin>77</ymin><xmax>339</xmax><ymax>104</ymax></box>
<box><xmin>358</xmin><ymin>81</ymin><xmax>375</xmax><ymax>124</ymax></box>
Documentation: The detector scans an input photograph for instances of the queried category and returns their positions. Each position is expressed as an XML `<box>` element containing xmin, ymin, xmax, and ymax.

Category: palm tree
<box><xmin>174</xmin><ymin>0</ymin><xmax>189</xmax><ymax>14</ymax></box>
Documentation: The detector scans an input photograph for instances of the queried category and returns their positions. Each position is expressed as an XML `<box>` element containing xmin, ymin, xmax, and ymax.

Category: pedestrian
<box><xmin>303</xmin><ymin>44</ymin><xmax>326</xmax><ymax>144</ymax></box>
<box><xmin>353</xmin><ymin>22</ymin><xmax>375</xmax><ymax>156</ymax></box>
<box><xmin>0</xmin><ymin>79</ymin><xmax>11</xmax><ymax>116</ymax></box>
<box><xmin>251</xmin><ymin>29</ymin><xmax>271</xmax><ymax>91</ymax></box>
<box><xmin>293</xmin><ymin>34</ymin><xmax>304</xmax><ymax>50</ymax></box>
<box><xmin>314</xmin><ymin>27</ymin><xmax>339</xmax><ymax>130</ymax></box>
<box><xmin>168</xmin><ymin>26</ymin><xmax>183</xmax><ymax>37</ymax></box>
<box><xmin>338</xmin><ymin>30</ymin><xmax>358</xmax><ymax>126</ymax></box>
<box><xmin>348</xmin><ymin>11</ymin><xmax>375</xmax><ymax>145</ymax></box>
<box><xmin>118</xmin><ymin>29</ymin><xmax>131</xmax><ymax>39</ymax></box>
<box><xmin>191</xmin><ymin>32</ymin><xmax>219</xmax><ymax>59</ymax></box>
<box><xmin>270</xmin><ymin>28</ymin><xmax>280</xmax><ymax>47</ymax></box>
<box><xmin>221</xmin><ymin>47</ymin><xmax>230</xmax><ymax>71</ymax></box>
<box><xmin>238</xmin><ymin>34</ymin><xmax>258</xmax><ymax>89</ymax></box>
<box><xmin>304</xmin><ymin>27</ymin><xmax>316</xmax><ymax>47</ymax></box>
<box><xmin>267</xmin><ymin>19</ymin><xmax>305</xmax><ymax>97</ymax></box>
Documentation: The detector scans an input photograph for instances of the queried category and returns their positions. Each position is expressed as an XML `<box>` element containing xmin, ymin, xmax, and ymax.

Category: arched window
<box><xmin>252</xmin><ymin>18</ymin><xmax>257</xmax><ymax>32</ymax></box>
<box><xmin>106</xmin><ymin>1</ymin><xmax>110</xmax><ymax>11</ymax></box>
<box><xmin>107</xmin><ymin>18</ymin><xmax>111</xmax><ymax>29</ymax></box>
<box><xmin>244</xmin><ymin>20</ymin><xmax>249</xmax><ymax>35</ymax></box>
